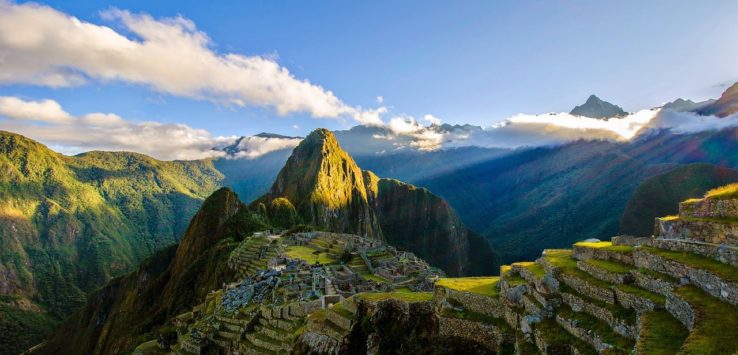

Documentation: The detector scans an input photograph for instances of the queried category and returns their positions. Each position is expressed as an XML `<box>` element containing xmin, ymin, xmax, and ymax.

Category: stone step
<box><xmin>576</xmin><ymin>259</ymin><xmax>634</xmax><ymax>284</ymax></box>
<box><xmin>571</xmin><ymin>241</ymin><xmax>635</xmax><ymax>265</ymax></box>
<box><xmin>241</xmin><ymin>337</ymin><xmax>280</xmax><ymax>355</ymax></box>
<box><xmin>558</xmin><ymin>283</ymin><xmax>637</xmax><ymax>339</ymax></box>
<box><xmin>255</xmin><ymin>323</ymin><xmax>290</xmax><ymax>343</ymax></box>
<box><xmin>650</xmin><ymin>238</ymin><xmax>738</xmax><ymax>268</ymax></box>
<box><xmin>532</xmin><ymin>319</ymin><xmax>597</xmax><ymax>355</ymax></box>
<box><xmin>666</xmin><ymin>285</ymin><xmax>738</xmax><ymax>353</ymax></box>
<box><xmin>555</xmin><ymin>304</ymin><xmax>634</xmax><ymax>354</ymax></box>
<box><xmin>634</xmin><ymin>246</ymin><xmax>738</xmax><ymax>307</ymax></box>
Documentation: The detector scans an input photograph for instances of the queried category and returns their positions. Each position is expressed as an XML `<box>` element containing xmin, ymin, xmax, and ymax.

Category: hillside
<box><xmin>255</xmin><ymin>129</ymin><xmax>498</xmax><ymax>276</ymax></box>
<box><xmin>418</xmin><ymin>127</ymin><xmax>738</xmax><ymax>264</ymax></box>
<box><xmin>0</xmin><ymin>131</ymin><xmax>223</xmax><ymax>354</ymax></box>
<box><xmin>620</xmin><ymin>163</ymin><xmax>738</xmax><ymax>236</ymax></box>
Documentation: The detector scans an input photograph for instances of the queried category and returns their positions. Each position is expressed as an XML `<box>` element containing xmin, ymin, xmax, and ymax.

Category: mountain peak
<box><xmin>570</xmin><ymin>94</ymin><xmax>627</xmax><ymax>119</ymax></box>
<box><xmin>696</xmin><ymin>81</ymin><xmax>738</xmax><ymax>117</ymax></box>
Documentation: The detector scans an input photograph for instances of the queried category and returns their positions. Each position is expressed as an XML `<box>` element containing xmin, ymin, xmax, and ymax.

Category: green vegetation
<box><xmin>643</xmin><ymin>246</ymin><xmax>738</xmax><ymax>283</ymax></box>
<box><xmin>284</xmin><ymin>246</ymin><xmax>334</xmax><ymax>265</ymax></box>
<box><xmin>558</xmin><ymin>283</ymin><xmax>636</xmax><ymax>323</ymax></box>
<box><xmin>435</xmin><ymin>277</ymin><xmax>500</xmax><ymax>297</ymax></box>
<box><xmin>0</xmin><ymin>304</ymin><xmax>56</xmax><ymax>355</ymax></box>
<box><xmin>635</xmin><ymin>311</ymin><xmax>688</xmax><ymax>355</ymax></box>
<box><xmin>620</xmin><ymin>163</ymin><xmax>738</xmax><ymax>236</ymax></box>
<box><xmin>361</xmin><ymin>273</ymin><xmax>389</xmax><ymax>283</ymax></box>
<box><xmin>675</xmin><ymin>285</ymin><xmax>738</xmax><ymax>353</ymax></box>
<box><xmin>558</xmin><ymin>304</ymin><xmax>634</xmax><ymax>351</ymax></box>
<box><xmin>614</xmin><ymin>284</ymin><xmax>665</xmax><ymax>305</ymax></box>
<box><xmin>705</xmin><ymin>182</ymin><xmax>738</xmax><ymax>199</ymax></box>
<box><xmin>583</xmin><ymin>259</ymin><xmax>632</xmax><ymax>274</ymax></box>
<box><xmin>513</xmin><ymin>261</ymin><xmax>546</xmax><ymax>279</ymax></box>
<box><xmin>354</xmin><ymin>291</ymin><xmax>433</xmax><ymax>303</ymax></box>
<box><xmin>440</xmin><ymin>308</ymin><xmax>511</xmax><ymax>331</ymax></box>
<box><xmin>534</xmin><ymin>319</ymin><xmax>597</xmax><ymax>355</ymax></box>
<box><xmin>573</xmin><ymin>241</ymin><xmax>633</xmax><ymax>254</ymax></box>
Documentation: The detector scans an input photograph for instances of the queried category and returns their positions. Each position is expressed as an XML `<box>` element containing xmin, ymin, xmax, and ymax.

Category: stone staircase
<box><xmin>306</xmin><ymin>298</ymin><xmax>356</xmax><ymax>342</ymax></box>
<box><xmin>239</xmin><ymin>302</ymin><xmax>314</xmax><ymax>354</ymax></box>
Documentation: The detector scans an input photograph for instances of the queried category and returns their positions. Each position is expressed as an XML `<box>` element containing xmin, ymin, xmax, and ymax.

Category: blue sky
<box><xmin>1</xmin><ymin>1</ymin><xmax>738</xmax><ymax>159</ymax></box>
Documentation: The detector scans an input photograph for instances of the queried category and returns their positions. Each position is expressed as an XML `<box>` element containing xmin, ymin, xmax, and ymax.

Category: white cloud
<box><xmin>0</xmin><ymin>1</ymin><xmax>381</xmax><ymax>123</ymax></box>
<box><xmin>231</xmin><ymin>135</ymin><xmax>302</xmax><ymax>159</ymax></box>
<box><xmin>423</xmin><ymin>114</ymin><xmax>441</xmax><ymax>126</ymax></box>
<box><xmin>0</xmin><ymin>95</ymin><xmax>231</xmax><ymax>160</ymax></box>
<box><xmin>376</xmin><ymin>96</ymin><xmax>383</xmax><ymax>104</ymax></box>
<box><xmin>0</xmin><ymin>96</ymin><xmax>72</xmax><ymax>123</ymax></box>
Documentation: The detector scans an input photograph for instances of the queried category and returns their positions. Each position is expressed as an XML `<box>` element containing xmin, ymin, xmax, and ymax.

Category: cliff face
<box><xmin>257</xmin><ymin>128</ymin><xmax>497</xmax><ymax>276</ymax></box>
<box><xmin>41</xmin><ymin>188</ymin><xmax>252</xmax><ymax>355</ymax></box>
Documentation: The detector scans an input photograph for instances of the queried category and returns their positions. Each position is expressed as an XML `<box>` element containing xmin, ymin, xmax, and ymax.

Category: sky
<box><xmin>2</xmin><ymin>0</ymin><xmax>738</xmax><ymax>159</ymax></box>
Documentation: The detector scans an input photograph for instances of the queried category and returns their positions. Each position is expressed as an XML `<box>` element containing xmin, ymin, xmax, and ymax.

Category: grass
<box><xmin>542</xmin><ymin>250</ymin><xmax>611</xmax><ymax>289</ymax></box>
<box><xmin>675</xmin><ymin>285</ymin><xmax>738</xmax><ymax>354</ymax></box>
<box><xmin>329</xmin><ymin>303</ymin><xmax>354</xmax><ymax>319</ymax></box>
<box><xmin>505</xmin><ymin>275</ymin><xmax>528</xmax><ymax>287</ymax></box>
<box><xmin>636</xmin><ymin>268</ymin><xmax>679</xmax><ymax>284</ymax></box>
<box><xmin>534</xmin><ymin>319</ymin><xmax>597</xmax><ymax>355</ymax></box>
<box><xmin>658</xmin><ymin>215</ymin><xmax>680</xmax><ymax>221</ymax></box>
<box><xmin>284</xmin><ymin>245</ymin><xmax>334</xmax><ymax>265</ymax></box>
<box><xmin>642</xmin><ymin>246</ymin><xmax>738</xmax><ymax>283</ymax></box>
<box><xmin>513</xmin><ymin>261</ymin><xmax>546</xmax><ymax>279</ymax></box>
<box><xmin>705</xmin><ymin>182</ymin><xmax>738</xmax><ymax>199</ymax></box>
<box><xmin>354</xmin><ymin>291</ymin><xmax>432</xmax><ymax>303</ymax></box>
<box><xmin>435</xmin><ymin>277</ymin><xmax>500</xmax><ymax>297</ymax></box>
<box><xmin>614</xmin><ymin>284</ymin><xmax>665</xmax><ymax>305</ymax></box>
<box><xmin>573</xmin><ymin>241</ymin><xmax>634</xmax><ymax>254</ymax></box>
<box><xmin>559</xmin><ymin>283</ymin><xmax>637</xmax><ymax>324</ymax></box>
<box><xmin>635</xmin><ymin>311</ymin><xmax>688</xmax><ymax>355</ymax></box>
<box><xmin>361</xmin><ymin>273</ymin><xmax>389</xmax><ymax>284</ymax></box>
<box><xmin>558</xmin><ymin>304</ymin><xmax>634</xmax><ymax>351</ymax></box>
<box><xmin>583</xmin><ymin>259</ymin><xmax>632</xmax><ymax>274</ymax></box>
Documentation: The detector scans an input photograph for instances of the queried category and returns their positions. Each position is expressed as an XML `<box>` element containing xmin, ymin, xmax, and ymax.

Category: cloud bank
<box><xmin>0</xmin><ymin>1</ymin><xmax>383</xmax><ymax>124</ymax></box>
<box><xmin>0</xmin><ymin>96</ymin><xmax>232</xmax><ymax>160</ymax></box>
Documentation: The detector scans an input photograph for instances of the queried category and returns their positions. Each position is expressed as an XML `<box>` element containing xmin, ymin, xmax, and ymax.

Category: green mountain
<box><xmin>41</xmin><ymin>187</ymin><xmax>259</xmax><ymax>355</ymax></box>
<box><xmin>255</xmin><ymin>129</ymin><xmax>498</xmax><ymax>276</ymax></box>
<box><xmin>0</xmin><ymin>131</ymin><xmax>223</xmax><ymax>354</ymax></box>
<box><xmin>620</xmin><ymin>163</ymin><xmax>738</xmax><ymax>236</ymax></box>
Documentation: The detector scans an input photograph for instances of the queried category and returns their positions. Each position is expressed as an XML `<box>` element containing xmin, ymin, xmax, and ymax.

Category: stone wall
<box><xmin>657</xmin><ymin>218</ymin><xmax>738</xmax><ymax>244</ymax></box>
<box><xmin>561</xmin><ymin>292</ymin><xmax>636</xmax><ymax>339</ymax></box>
<box><xmin>680</xmin><ymin>198</ymin><xmax>738</xmax><ymax>219</ymax></box>
<box><xmin>576</xmin><ymin>261</ymin><xmax>631</xmax><ymax>284</ymax></box>
<box><xmin>572</xmin><ymin>246</ymin><xmax>634</xmax><ymax>265</ymax></box>
<box><xmin>634</xmin><ymin>249</ymin><xmax>738</xmax><ymax>306</ymax></box>
<box><xmin>650</xmin><ymin>238</ymin><xmax>738</xmax><ymax>268</ymax></box>
<box><xmin>432</xmin><ymin>286</ymin><xmax>503</xmax><ymax>318</ymax></box>
<box><xmin>630</xmin><ymin>270</ymin><xmax>675</xmax><ymax>296</ymax></box>
<box><xmin>560</xmin><ymin>274</ymin><xmax>615</xmax><ymax>304</ymax></box>
<box><xmin>438</xmin><ymin>317</ymin><xmax>503</xmax><ymax>351</ymax></box>
<box><xmin>666</xmin><ymin>293</ymin><xmax>695</xmax><ymax>330</ymax></box>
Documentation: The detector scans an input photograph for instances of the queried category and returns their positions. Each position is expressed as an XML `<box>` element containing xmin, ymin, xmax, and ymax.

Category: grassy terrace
<box><xmin>559</xmin><ymin>283</ymin><xmax>636</xmax><ymax>324</ymax></box>
<box><xmin>635</xmin><ymin>311</ymin><xmax>688</xmax><ymax>355</ymax></box>
<box><xmin>354</xmin><ymin>291</ymin><xmax>432</xmax><ymax>303</ymax></box>
<box><xmin>543</xmin><ymin>250</ymin><xmax>612</xmax><ymax>289</ymax></box>
<box><xmin>557</xmin><ymin>304</ymin><xmax>634</xmax><ymax>351</ymax></box>
<box><xmin>361</xmin><ymin>273</ymin><xmax>389</xmax><ymax>284</ymax></box>
<box><xmin>705</xmin><ymin>183</ymin><xmax>738</xmax><ymax>199</ymax></box>
<box><xmin>440</xmin><ymin>308</ymin><xmax>512</xmax><ymax>331</ymax></box>
<box><xmin>614</xmin><ymin>284</ymin><xmax>665</xmax><ymax>305</ymax></box>
<box><xmin>535</xmin><ymin>319</ymin><xmax>597</xmax><ymax>355</ymax></box>
<box><xmin>435</xmin><ymin>277</ymin><xmax>500</xmax><ymax>297</ymax></box>
<box><xmin>675</xmin><ymin>285</ymin><xmax>738</xmax><ymax>353</ymax></box>
<box><xmin>583</xmin><ymin>259</ymin><xmax>632</xmax><ymax>274</ymax></box>
<box><xmin>636</xmin><ymin>267</ymin><xmax>679</xmax><ymax>284</ymax></box>
<box><xmin>284</xmin><ymin>246</ymin><xmax>334</xmax><ymax>264</ymax></box>
<box><xmin>642</xmin><ymin>246</ymin><xmax>738</xmax><ymax>283</ymax></box>
<box><xmin>573</xmin><ymin>241</ymin><xmax>634</xmax><ymax>254</ymax></box>
<box><xmin>329</xmin><ymin>303</ymin><xmax>354</xmax><ymax>319</ymax></box>
<box><xmin>513</xmin><ymin>261</ymin><xmax>546</xmax><ymax>280</ymax></box>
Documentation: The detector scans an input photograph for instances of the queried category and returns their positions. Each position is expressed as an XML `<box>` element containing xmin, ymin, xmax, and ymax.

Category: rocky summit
<box><xmin>570</xmin><ymin>95</ymin><xmax>627</xmax><ymax>119</ymax></box>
